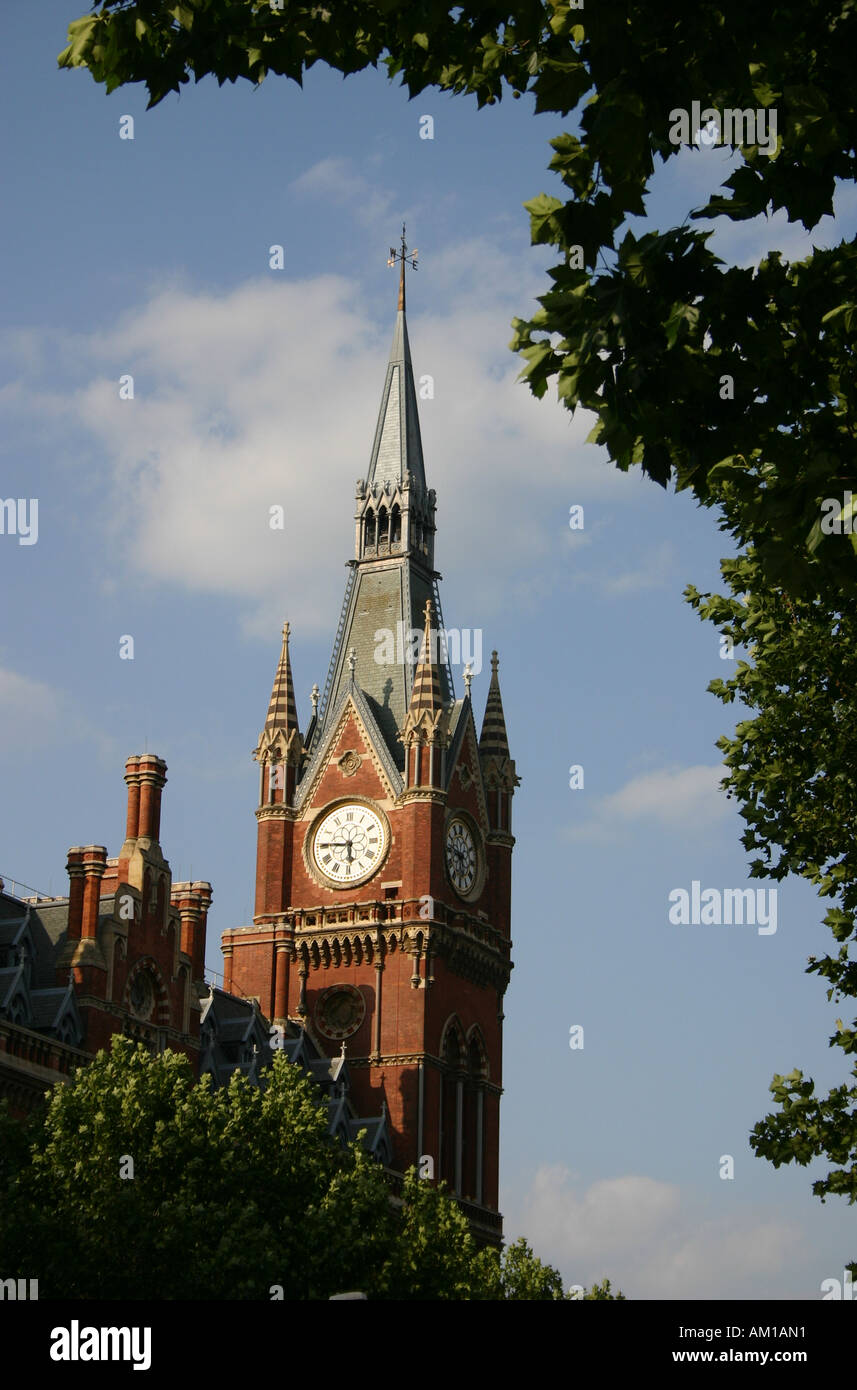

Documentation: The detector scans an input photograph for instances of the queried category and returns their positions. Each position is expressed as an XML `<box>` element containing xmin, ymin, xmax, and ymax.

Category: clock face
<box><xmin>311</xmin><ymin>802</ymin><xmax>387</xmax><ymax>887</ymax></box>
<box><xmin>314</xmin><ymin>985</ymin><xmax>366</xmax><ymax>1041</ymax></box>
<box><xmin>129</xmin><ymin>969</ymin><xmax>155</xmax><ymax>1021</ymax></box>
<box><xmin>446</xmin><ymin>818</ymin><xmax>478</xmax><ymax>897</ymax></box>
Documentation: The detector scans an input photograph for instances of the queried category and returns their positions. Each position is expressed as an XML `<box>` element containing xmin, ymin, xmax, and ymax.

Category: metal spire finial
<box><xmin>387</xmin><ymin>223</ymin><xmax>418</xmax><ymax>312</ymax></box>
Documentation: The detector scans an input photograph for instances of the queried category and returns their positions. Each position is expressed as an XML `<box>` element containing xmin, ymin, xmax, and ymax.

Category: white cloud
<box><xmin>290</xmin><ymin>156</ymin><xmax>397</xmax><ymax>230</ymax></box>
<box><xmin>503</xmin><ymin>1165</ymin><xmax>803</xmax><ymax>1299</ymax></box>
<box><xmin>0</xmin><ymin>666</ymin><xmax>61</xmax><ymax>734</ymax></box>
<box><xmin>0</xmin><ymin>665</ymin><xmax>117</xmax><ymax>766</ymax></box>
<box><xmin>604</xmin><ymin>764</ymin><xmax>729</xmax><ymax>824</ymax></box>
<box><xmin>567</xmin><ymin>764</ymin><xmax>731</xmax><ymax>842</ymax></box>
<box><xmin>4</xmin><ymin>240</ymin><xmax>650</xmax><ymax>640</ymax></box>
<box><xmin>599</xmin><ymin>540</ymin><xmax>676</xmax><ymax>597</ymax></box>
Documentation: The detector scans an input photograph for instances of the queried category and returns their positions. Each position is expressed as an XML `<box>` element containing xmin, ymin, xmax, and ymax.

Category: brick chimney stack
<box><xmin>65</xmin><ymin>847</ymin><xmax>86</xmax><ymax>942</ymax></box>
<box><xmin>136</xmin><ymin>755</ymin><xmax>168</xmax><ymax>843</ymax></box>
<box><xmin>192</xmin><ymin>880</ymin><xmax>213</xmax><ymax>984</ymax></box>
<box><xmin>81</xmin><ymin>846</ymin><xmax>108</xmax><ymax>941</ymax></box>
<box><xmin>124</xmin><ymin>755</ymin><xmax>142</xmax><ymax>840</ymax></box>
<box><xmin>171</xmin><ymin>880</ymin><xmax>213</xmax><ymax>985</ymax></box>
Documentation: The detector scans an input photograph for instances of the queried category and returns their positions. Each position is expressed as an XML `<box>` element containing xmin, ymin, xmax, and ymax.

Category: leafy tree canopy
<box><xmin>0</xmin><ymin>1038</ymin><xmax>619</xmax><ymax>1299</ymax></box>
<box><xmin>688</xmin><ymin>557</ymin><xmax>857</xmax><ymax>1273</ymax></box>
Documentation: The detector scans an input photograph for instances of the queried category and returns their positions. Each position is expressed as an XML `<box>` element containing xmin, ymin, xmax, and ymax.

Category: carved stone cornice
<box><xmin>485</xmin><ymin>831</ymin><xmax>515</xmax><ymax>849</ymax></box>
<box><xmin>425</xmin><ymin>921</ymin><xmax>511</xmax><ymax>992</ymax></box>
<box><xmin>398</xmin><ymin>787</ymin><xmax>447</xmax><ymax>806</ymax></box>
<box><xmin>347</xmin><ymin>1053</ymin><xmax>503</xmax><ymax>1094</ymax></box>
<box><xmin>255</xmin><ymin>804</ymin><xmax>298</xmax><ymax>823</ymax></box>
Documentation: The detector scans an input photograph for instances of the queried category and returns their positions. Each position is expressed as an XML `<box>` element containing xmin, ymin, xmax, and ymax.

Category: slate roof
<box><xmin>0</xmin><ymin>966</ymin><xmax>23</xmax><ymax>1009</ymax></box>
<box><xmin>0</xmin><ymin>890</ymin><xmax>84</xmax><ymax>1045</ymax></box>
<box><xmin>0</xmin><ymin>918</ymin><xmax>27</xmax><ymax>950</ymax></box>
<box><xmin>320</xmin><ymin>563</ymin><xmax>446</xmax><ymax>770</ymax></box>
<box><xmin>0</xmin><ymin>955</ymin><xmax>82</xmax><ymax>1044</ymax></box>
<box><xmin>29</xmin><ymin>987</ymin><xmax>72</xmax><ymax>1029</ymax></box>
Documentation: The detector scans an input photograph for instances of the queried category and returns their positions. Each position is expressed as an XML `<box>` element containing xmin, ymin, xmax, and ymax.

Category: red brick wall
<box><xmin>231</xmin><ymin>704</ymin><xmax>513</xmax><ymax>1211</ymax></box>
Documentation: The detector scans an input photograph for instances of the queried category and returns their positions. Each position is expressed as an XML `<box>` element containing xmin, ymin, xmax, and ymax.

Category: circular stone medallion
<box><xmin>314</xmin><ymin>984</ymin><xmax>366</xmax><ymax>1041</ymax></box>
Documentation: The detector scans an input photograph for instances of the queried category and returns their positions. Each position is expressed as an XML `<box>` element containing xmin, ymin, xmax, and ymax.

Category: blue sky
<box><xmin>1</xmin><ymin>2</ymin><xmax>854</xmax><ymax>1298</ymax></box>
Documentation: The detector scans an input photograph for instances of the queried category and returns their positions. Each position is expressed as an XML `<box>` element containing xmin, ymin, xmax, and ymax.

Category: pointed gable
<box><xmin>444</xmin><ymin>698</ymin><xmax>492</xmax><ymax>838</ymax></box>
<box><xmin>296</xmin><ymin>686</ymin><xmax>403</xmax><ymax>812</ymax></box>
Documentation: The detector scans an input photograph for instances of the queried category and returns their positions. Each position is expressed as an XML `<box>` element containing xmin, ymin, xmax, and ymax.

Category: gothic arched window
<box><xmin>440</xmin><ymin>1019</ymin><xmax>466</xmax><ymax>1193</ymax></box>
<box><xmin>464</xmin><ymin>1032</ymin><xmax>488</xmax><ymax>1204</ymax></box>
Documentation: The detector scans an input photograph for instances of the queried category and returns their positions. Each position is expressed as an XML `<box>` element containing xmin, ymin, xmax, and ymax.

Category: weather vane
<box><xmin>387</xmin><ymin>223</ymin><xmax>418</xmax><ymax>310</ymax></box>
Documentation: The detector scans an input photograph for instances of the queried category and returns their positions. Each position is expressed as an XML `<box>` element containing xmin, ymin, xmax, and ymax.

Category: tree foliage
<box><xmin>0</xmin><ymin>1039</ymin><xmax>616</xmax><ymax>1300</ymax></box>
<box><xmin>688</xmin><ymin>558</ymin><xmax>857</xmax><ymax>1273</ymax></box>
<box><xmin>583</xmin><ymin>1277</ymin><xmax>625</xmax><ymax>1300</ymax></box>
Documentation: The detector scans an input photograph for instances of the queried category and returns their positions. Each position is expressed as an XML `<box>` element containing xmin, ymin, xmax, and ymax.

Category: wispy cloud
<box><xmin>600</xmin><ymin>540</ymin><xmax>677</xmax><ymax>597</ymax></box>
<box><xmin>566</xmin><ymin>764</ymin><xmax>732</xmax><ymax>842</ymax></box>
<box><xmin>0</xmin><ymin>665</ymin><xmax>61</xmax><ymax>732</ymax></box>
<box><xmin>503</xmin><ymin>1164</ymin><xmax>804</xmax><ymax>1299</ymax></box>
<box><xmin>0</xmin><ymin>664</ymin><xmax>117</xmax><ymax>765</ymax></box>
<box><xmin>2</xmin><ymin>245</ymin><xmax>650</xmax><ymax>640</ymax></box>
<box><xmin>290</xmin><ymin>156</ymin><xmax>398</xmax><ymax>230</ymax></box>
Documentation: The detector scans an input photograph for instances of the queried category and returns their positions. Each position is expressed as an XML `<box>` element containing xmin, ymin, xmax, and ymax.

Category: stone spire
<box><xmin>479</xmin><ymin>651</ymin><xmax>519</xmax><ymax>814</ymax></box>
<box><xmin>261</xmin><ymin>621</ymin><xmax>300</xmax><ymax>744</ymax></box>
<box><xmin>311</xmin><ymin>239</ymin><xmax>451</xmax><ymax>771</ymax></box>
<box><xmin>405</xmin><ymin>600</ymin><xmax>444</xmax><ymax>726</ymax></box>
<box><xmin>369</xmin><ymin>226</ymin><xmax>425</xmax><ymax>492</ymax></box>
<box><xmin>479</xmin><ymin>651</ymin><xmax>510</xmax><ymax>760</ymax></box>
<box><xmin>401</xmin><ymin>600</ymin><xmax>450</xmax><ymax>788</ymax></box>
<box><xmin>254</xmin><ymin>621</ymin><xmax>302</xmax><ymax>801</ymax></box>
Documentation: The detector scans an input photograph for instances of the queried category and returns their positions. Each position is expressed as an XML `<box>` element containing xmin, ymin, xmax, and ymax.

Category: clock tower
<box><xmin>222</xmin><ymin>237</ymin><xmax>518</xmax><ymax>1232</ymax></box>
